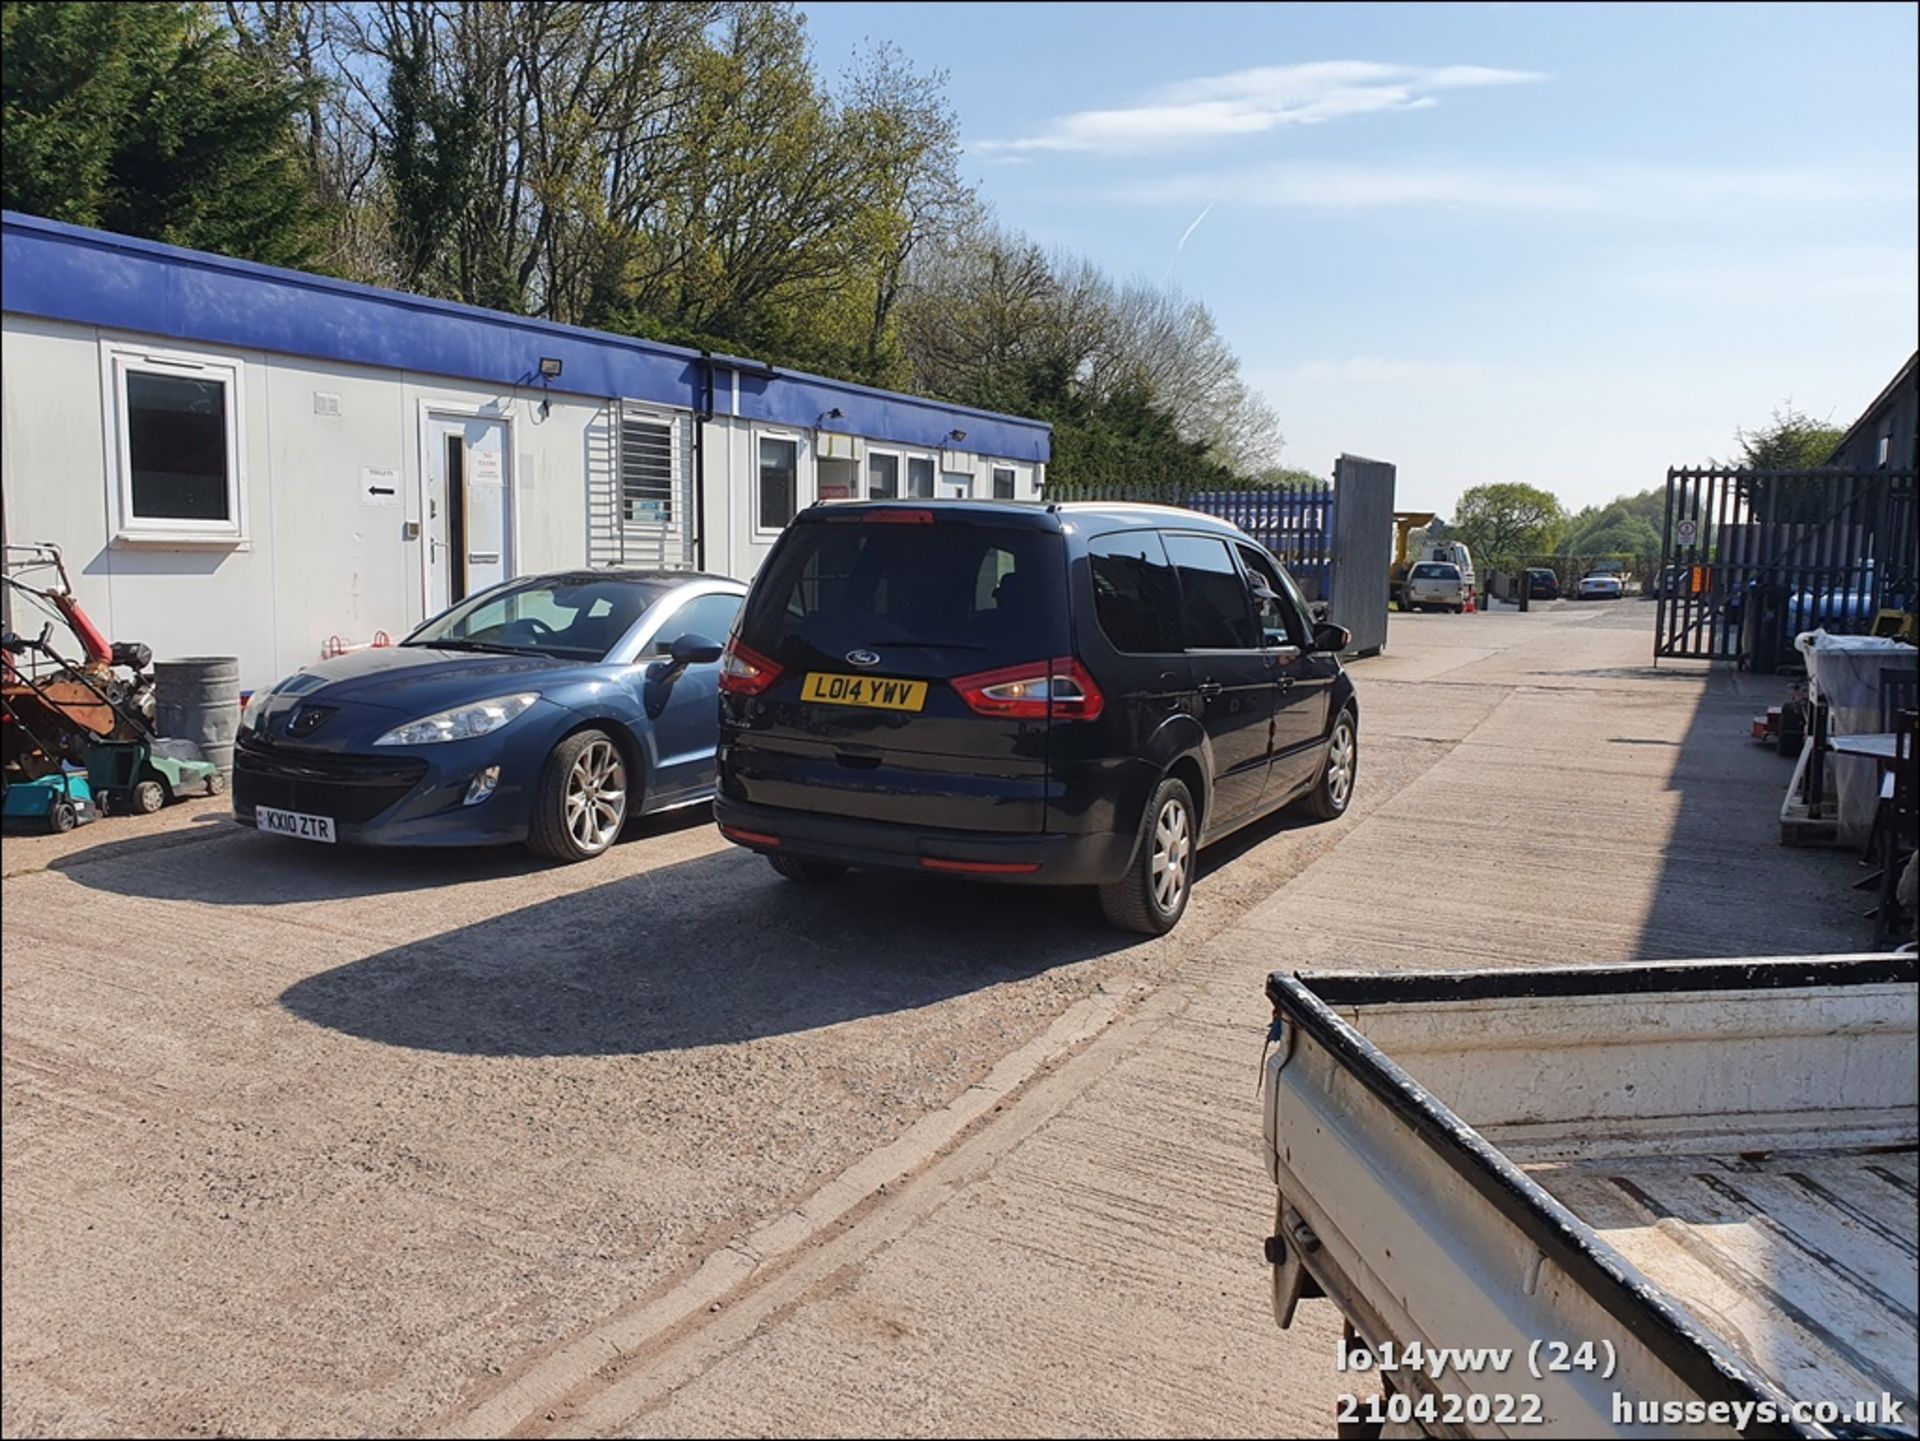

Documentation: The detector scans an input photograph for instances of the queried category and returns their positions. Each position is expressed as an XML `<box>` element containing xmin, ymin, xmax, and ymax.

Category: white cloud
<box><xmin>974</xmin><ymin>61</ymin><xmax>1545</xmax><ymax>155</ymax></box>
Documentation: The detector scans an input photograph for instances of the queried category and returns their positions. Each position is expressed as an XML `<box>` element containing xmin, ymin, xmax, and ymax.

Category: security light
<box><xmin>948</xmin><ymin>428</ymin><xmax>966</xmax><ymax>443</ymax></box>
<box><xmin>538</xmin><ymin>357</ymin><xmax>563</xmax><ymax>379</ymax></box>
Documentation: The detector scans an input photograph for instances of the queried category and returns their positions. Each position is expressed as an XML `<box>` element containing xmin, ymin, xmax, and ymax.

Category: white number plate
<box><xmin>255</xmin><ymin>806</ymin><xmax>337</xmax><ymax>843</ymax></box>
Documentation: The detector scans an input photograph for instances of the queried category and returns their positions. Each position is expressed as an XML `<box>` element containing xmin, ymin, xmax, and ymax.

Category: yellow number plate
<box><xmin>800</xmin><ymin>672</ymin><xmax>928</xmax><ymax>711</ymax></box>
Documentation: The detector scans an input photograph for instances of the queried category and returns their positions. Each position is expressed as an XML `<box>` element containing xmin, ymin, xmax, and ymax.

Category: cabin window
<box><xmin>757</xmin><ymin>435</ymin><xmax>799</xmax><ymax>531</ymax></box>
<box><xmin>992</xmin><ymin>466</ymin><xmax>1017</xmax><ymax>500</ymax></box>
<box><xmin>108</xmin><ymin>345</ymin><xmax>245</xmax><ymax>542</ymax></box>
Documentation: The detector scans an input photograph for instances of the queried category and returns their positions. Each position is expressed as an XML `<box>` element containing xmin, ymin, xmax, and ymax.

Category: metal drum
<box><xmin>154</xmin><ymin>656</ymin><xmax>241</xmax><ymax>773</ymax></box>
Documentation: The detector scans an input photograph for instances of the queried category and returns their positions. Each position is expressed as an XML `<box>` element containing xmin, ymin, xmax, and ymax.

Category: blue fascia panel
<box><xmin>727</xmin><ymin>367</ymin><xmax>1051</xmax><ymax>464</ymax></box>
<box><xmin>1</xmin><ymin>212</ymin><xmax>1050</xmax><ymax>461</ymax></box>
<box><xmin>2</xmin><ymin>211</ymin><xmax>699</xmax><ymax>410</ymax></box>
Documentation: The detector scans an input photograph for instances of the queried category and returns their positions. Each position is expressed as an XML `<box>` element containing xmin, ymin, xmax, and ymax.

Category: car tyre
<box><xmin>1300</xmin><ymin>707</ymin><xmax>1358</xmax><ymax>822</ymax></box>
<box><xmin>528</xmin><ymin>729</ymin><xmax>629</xmax><ymax>863</ymax></box>
<box><xmin>768</xmin><ymin>854</ymin><xmax>848</xmax><ymax>883</ymax></box>
<box><xmin>1099</xmin><ymin>775</ymin><xmax>1196</xmax><ymax>936</ymax></box>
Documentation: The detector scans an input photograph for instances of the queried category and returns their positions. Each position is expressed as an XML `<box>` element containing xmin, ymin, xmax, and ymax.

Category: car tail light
<box><xmin>862</xmin><ymin>509</ymin><xmax>935</xmax><ymax>525</ymax></box>
<box><xmin>950</xmin><ymin>656</ymin><xmax>1104</xmax><ymax>721</ymax></box>
<box><xmin>718</xmin><ymin>638</ymin><xmax>783</xmax><ymax>696</ymax></box>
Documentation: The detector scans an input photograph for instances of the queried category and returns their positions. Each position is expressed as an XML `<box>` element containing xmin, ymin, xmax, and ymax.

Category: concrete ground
<box><xmin>1</xmin><ymin>600</ymin><xmax>1873</xmax><ymax>1438</ymax></box>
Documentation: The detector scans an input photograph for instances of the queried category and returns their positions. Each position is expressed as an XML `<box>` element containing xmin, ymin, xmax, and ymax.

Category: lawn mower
<box><xmin>3</xmin><ymin>545</ymin><xmax>222</xmax><ymax>819</ymax></box>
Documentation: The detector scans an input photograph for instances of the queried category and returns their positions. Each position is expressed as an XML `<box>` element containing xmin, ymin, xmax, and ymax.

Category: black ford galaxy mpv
<box><xmin>714</xmin><ymin>500</ymin><xmax>1358</xmax><ymax>934</ymax></box>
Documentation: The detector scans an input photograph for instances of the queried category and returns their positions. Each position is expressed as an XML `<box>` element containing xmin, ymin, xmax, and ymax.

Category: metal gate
<box><xmin>1653</xmin><ymin>466</ymin><xmax>1917</xmax><ymax>663</ymax></box>
<box><xmin>1182</xmin><ymin>485</ymin><xmax>1336</xmax><ymax>600</ymax></box>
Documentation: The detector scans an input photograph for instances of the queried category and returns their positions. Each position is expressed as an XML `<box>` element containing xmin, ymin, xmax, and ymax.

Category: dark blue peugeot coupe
<box><xmin>235</xmin><ymin>570</ymin><xmax>745</xmax><ymax>861</ymax></box>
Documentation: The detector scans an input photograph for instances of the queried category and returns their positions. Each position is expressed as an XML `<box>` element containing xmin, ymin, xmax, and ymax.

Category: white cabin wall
<box><xmin>1</xmin><ymin>314</ymin><xmax>609</xmax><ymax>695</ymax></box>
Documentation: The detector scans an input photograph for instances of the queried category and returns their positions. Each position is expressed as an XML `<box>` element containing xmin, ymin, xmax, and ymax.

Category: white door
<box><xmin>424</xmin><ymin>412</ymin><xmax>512</xmax><ymax>615</ymax></box>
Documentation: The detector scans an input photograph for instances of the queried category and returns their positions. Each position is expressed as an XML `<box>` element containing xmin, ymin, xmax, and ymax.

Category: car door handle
<box><xmin>1197</xmin><ymin>681</ymin><xmax>1223</xmax><ymax>700</ymax></box>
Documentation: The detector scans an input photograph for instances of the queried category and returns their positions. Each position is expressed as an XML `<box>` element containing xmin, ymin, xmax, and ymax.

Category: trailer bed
<box><xmin>1532</xmin><ymin>1147</ymin><xmax>1917</xmax><ymax>1412</ymax></box>
<box><xmin>1263</xmin><ymin>955</ymin><xmax>1919</xmax><ymax>1436</ymax></box>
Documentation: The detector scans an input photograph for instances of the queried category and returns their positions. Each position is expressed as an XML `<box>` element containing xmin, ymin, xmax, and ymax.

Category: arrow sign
<box><xmin>361</xmin><ymin>466</ymin><xmax>400</xmax><ymax>507</ymax></box>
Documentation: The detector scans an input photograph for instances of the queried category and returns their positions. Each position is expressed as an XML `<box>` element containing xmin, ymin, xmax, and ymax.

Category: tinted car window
<box><xmin>1088</xmin><ymin>531</ymin><xmax>1182</xmax><ymax>653</ymax></box>
<box><xmin>657</xmin><ymin>592</ymin><xmax>742</xmax><ymax>652</ymax></box>
<box><xmin>743</xmin><ymin>521</ymin><xmax>1067</xmax><ymax>659</ymax></box>
<box><xmin>1411</xmin><ymin>563</ymin><xmax>1460</xmax><ymax>580</ymax></box>
<box><xmin>409</xmin><ymin>576</ymin><xmax>666</xmax><ymax>659</ymax></box>
<box><xmin>1235</xmin><ymin>543</ymin><xmax>1308</xmax><ymax>647</ymax></box>
<box><xmin>1164</xmin><ymin>534</ymin><xmax>1257</xmax><ymax>650</ymax></box>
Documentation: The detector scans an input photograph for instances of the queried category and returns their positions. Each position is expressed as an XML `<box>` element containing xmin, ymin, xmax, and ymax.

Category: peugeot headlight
<box><xmin>373</xmin><ymin>693</ymin><xmax>539</xmax><ymax>746</ymax></box>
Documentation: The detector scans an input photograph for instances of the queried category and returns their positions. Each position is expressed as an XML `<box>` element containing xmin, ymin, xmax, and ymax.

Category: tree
<box><xmin>1730</xmin><ymin>404</ymin><xmax>1846</xmax><ymax>470</ymax></box>
<box><xmin>3</xmin><ymin>0</ymin><xmax>327</xmax><ymax>266</ymax></box>
<box><xmin>1722</xmin><ymin>403</ymin><xmax>1850</xmax><ymax>525</ymax></box>
<box><xmin>1449</xmin><ymin>483</ymin><xmax>1567</xmax><ymax>570</ymax></box>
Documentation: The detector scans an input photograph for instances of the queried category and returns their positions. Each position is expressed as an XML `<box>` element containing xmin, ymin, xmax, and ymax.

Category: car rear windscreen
<box><xmin>1411</xmin><ymin>563</ymin><xmax>1460</xmax><ymax>580</ymax></box>
<box><xmin>742</xmin><ymin>520</ymin><xmax>1068</xmax><ymax>662</ymax></box>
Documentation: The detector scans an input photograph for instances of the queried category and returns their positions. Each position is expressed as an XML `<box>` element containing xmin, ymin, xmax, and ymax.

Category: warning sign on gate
<box><xmin>1676</xmin><ymin>519</ymin><xmax>1698</xmax><ymax>546</ymax></box>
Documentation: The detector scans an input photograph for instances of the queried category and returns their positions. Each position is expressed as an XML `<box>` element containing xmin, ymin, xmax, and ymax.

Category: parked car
<box><xmin>1525</xmin><ymin>567</ymin><xmax>1559</xmax><ymax>600</ymax></box>
<box><xmin>713</xmin><ymin>500</ymin><xmax>1358</xmax><ymax>935</ymax></box>
<box><xmin>1402</xmin><ymin>562</ymin><xmax>1465</xmax><ymax>613</ymax></box>
<box><xmin>234</xmin><ymin>570</ymin><xmax>746</xmax><ymax>860</ymax></box>
<box><xmin>1576</xmin><ymin>571</ymin><xmax>1625</xmax><ymax>601</ymax></box>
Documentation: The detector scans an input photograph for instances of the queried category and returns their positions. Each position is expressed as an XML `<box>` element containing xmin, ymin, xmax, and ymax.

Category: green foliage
<box><xmin>2</xmin><ymin>1</ymin><xmax>325</xmax><ymax>266</ymax></box>
<box><xmin>1449</xmin><ymin>482</ymin><xmax>1567</xmax><ymax>570</ymax></box>
<box><xmin>1561</xmin><ymin>487</ymin><xmax>1664</xmax><ymax>558</ymax></box>
<box><xmin>1732</xmin><ymin>405</ymin><xmax>1847</xmax><ymax>470</ymax></box>
<box><xmin>1724</xmin><ymin>405</ymin><xmax>1852</xmax><ymax>524</ymax></box>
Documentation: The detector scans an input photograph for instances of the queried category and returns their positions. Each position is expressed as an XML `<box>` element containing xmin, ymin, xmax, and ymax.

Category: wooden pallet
<box><xmin>1779</xmin><ymin>735</ymin><xmax>1840</xmax><ymax>846</ymax></box>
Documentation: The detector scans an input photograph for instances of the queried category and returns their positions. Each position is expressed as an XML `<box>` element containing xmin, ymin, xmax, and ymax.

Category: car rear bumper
<box><xmin>713</xmin><ymin>796</ymin><xmax>1137</xmax><ymax>885</ymax></box>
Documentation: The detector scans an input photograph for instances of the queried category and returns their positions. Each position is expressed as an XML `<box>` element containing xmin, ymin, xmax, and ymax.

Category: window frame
<box><xmin>101</xmin><ymin>341</ymin><xmax>248</xmax><ymax>546</ymax></box>
<box><xmin>753</xmin><ymin>429</ymin><xmax>805</xmax><ymax>537</ymax></box>
<box><xmin>618</xmin><ymin>403</ymin><xmax>680</xmax><ymax>527</ymax></box>
<box><xmin>1086</xmin><ymin>528</ymin><xmax>1184</xmax><ymax>656</ymax></box>
<box><xmin>991</xmin><ymin>465</ymin><xmax>1018</xmax><ymax>501</ymax></box>
<box><xmin>1234</xmin><ymin>542</ymin><xmax>1310</xmax><ymax>650</ymax></box>
<box><xmin>1162</xmin><ymin>530</ymin><xmax>1262</xmax><ymax>654</ymax></box>
<box><xmin>905</xmin><ymin>453</ymin><xmax>938</xmax><ymax>499</ymax></box>
<box><xmin>650</xmin><ymin>588</ymin><xmax>744</xmax><ymax>657</ymax></box>
<box><xmin>865</xmin><ymin>446</ymin><xmax>902</xmax><ymax>500</ymax></box>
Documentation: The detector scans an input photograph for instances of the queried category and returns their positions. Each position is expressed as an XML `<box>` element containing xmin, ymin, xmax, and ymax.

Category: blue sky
<box><xmin>798</xmin><ymin>1</ymin><xmax>1919</xmax><ymax>517</ymax></box>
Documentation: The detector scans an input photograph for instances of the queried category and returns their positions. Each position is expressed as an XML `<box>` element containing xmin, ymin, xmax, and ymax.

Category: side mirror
<box><xmin>668</xmin><ymin>632</ymin><xmax>725</xmax><ymax>668</ymax></box>
<box><xmin>1311</xmin><ymin>621</ymin><xmax>1350</xmax><ymax>654</ymax></box>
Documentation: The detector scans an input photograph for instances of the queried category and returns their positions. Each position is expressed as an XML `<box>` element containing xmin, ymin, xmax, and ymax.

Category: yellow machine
<box><xmin>1870</xmin><ymin>608</ymin><xmax>1918</xmax><ymax>644</ymax></box>
<box><xmin>1389</xmin><ymin>511</ymin><xmax>1437</xmax><ymax>610</ymax></box>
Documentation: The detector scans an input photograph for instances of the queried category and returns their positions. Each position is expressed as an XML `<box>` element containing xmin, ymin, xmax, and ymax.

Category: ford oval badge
<box><xmin>846</xmin><ymin>650</ymin><xmax>881</xmax><ymax>667</ymax></box>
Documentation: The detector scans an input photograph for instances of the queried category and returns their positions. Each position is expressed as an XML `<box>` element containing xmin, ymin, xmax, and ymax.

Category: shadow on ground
<box><xmin>1636</xmin><ymin>650</ymin><xmax>1874</xmax><ymax>958</ymax></box>
<box><xmin>277</xmin><ymin>845</ymin><xmax>1137</xmax><ymax>1056</ymax></box>
<box><xmin>45</xmin><ymin>807</ymin><xmax>712</xmax><ymax>904</ymax></box>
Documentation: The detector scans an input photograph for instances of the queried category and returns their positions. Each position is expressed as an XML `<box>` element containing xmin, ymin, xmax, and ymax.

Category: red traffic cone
<box><xmin>1464</xmin><ymin>591</ymin><xmax>1476</xmax><ymax>614</ymax></box>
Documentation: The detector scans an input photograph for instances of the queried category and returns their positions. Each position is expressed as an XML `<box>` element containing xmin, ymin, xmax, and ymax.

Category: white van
<box><xmin>1421</xmin><ymin>540</ymin><xmax>1476</xmax><ymax>595</ymax></box>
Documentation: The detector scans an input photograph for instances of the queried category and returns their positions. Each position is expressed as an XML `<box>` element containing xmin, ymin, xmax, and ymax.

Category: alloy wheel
<box><xmin>1150</xmin><ymin>796</ymin><xmax>1192</xmax><ymax>914</ymax></box>
<box><xmin>1326</xmin><ymin>720</ymin><xmax>1355</xmax><ymax>810</ymax></box>
<box><xmin>564</xmin><ymin>738</ymin><xmax>627</xmax><ymax>854</ymax></box>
